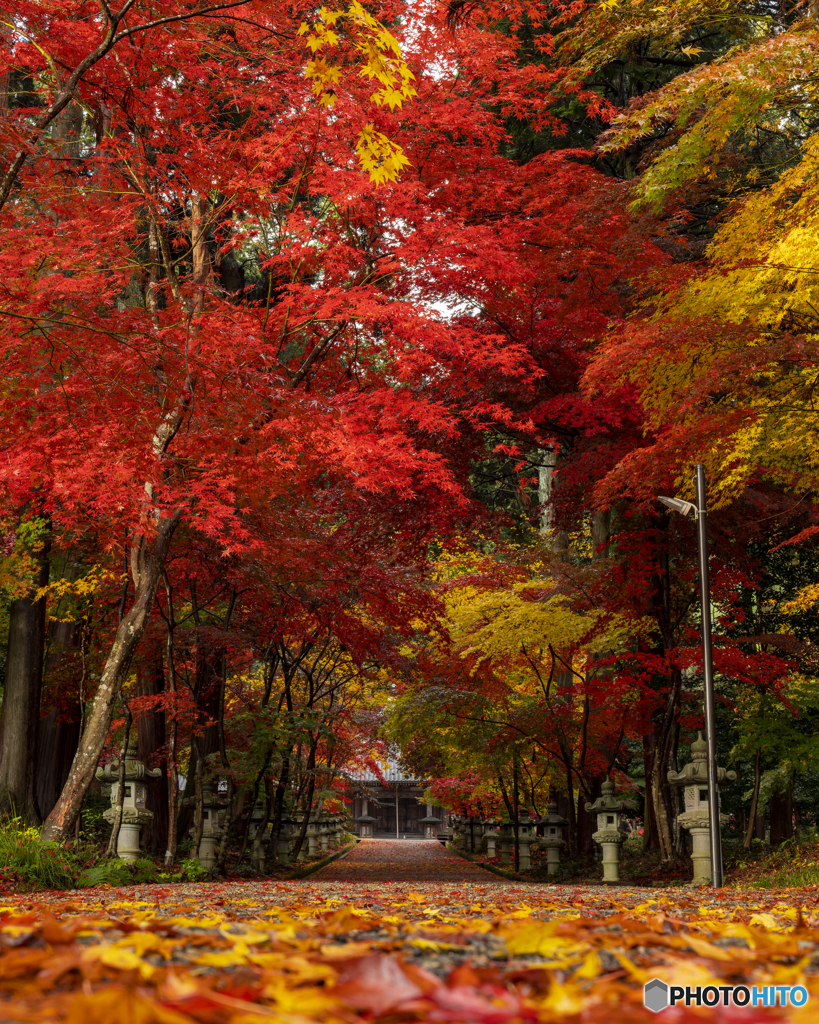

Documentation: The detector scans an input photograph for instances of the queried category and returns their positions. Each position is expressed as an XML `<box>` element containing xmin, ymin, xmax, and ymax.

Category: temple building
<box><xmin>350</xmin><ymin>760</ymin><xmax>448</xmax><ymax>838</ymax></box>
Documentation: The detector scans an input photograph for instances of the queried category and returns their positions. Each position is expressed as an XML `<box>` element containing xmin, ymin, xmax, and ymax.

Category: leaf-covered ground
<box><xmin>2</xmin><ymin>840</ymin><xmax>819</xmax><ymax>1022</ymax></box>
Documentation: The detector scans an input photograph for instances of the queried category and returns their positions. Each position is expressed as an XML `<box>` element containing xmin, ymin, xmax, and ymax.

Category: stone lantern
<box><xmin>190</xmin><ymin>781</ymin><xmax>225</xmax><ymax>871</ymax></box>
<box><xmin>667</xmin><ymin>731</ymin><xmax>737</xmax><ymax>886</ymax></box>
<box><xmin>95</xmin><ymin>737</ymin><xmax>161</xmax><ymax>861</ymax></box>
<box><xmin>538</xmin><ymin>802</ymin><xmax>568</xmax><ymax>876</ymax></box>
<box><xmin>482</xmin><ymin>818</ymin><xmax>499</xmax><ymax>859</ymax></box>
<box><xmin>585</xmin><ymin>778</ymin><xmax>635</xmax><ymax>883</ymax></box>
<box><xmin>318</xmin><ymin>813</ymin><xmax>330</xmax><ymax>853</ymax></box>
<box><xmin>516</xmin><ymin>814</ymin><xmax>537</xmax><ymax>870</ymax></box>
<box><xmin>273</xmin><ymin>814</ymin><xmax>295</xmax><ymax>865</ymax></box>
<box><xmin>244</xmin><ymin>800</ymin><xmax>271</xmax><ymax>872</ymax></box>
<box><xmin>498</xmin><ymin>818</ymin><xmax>514</xmax><ymax>865</ymax></box>
<box><xmin>355</xmin><ymin>797</ymin><xmax>377</xmax><ymax>838</ymax></box>
<box><xmin>306</xmin><ymin>816</ymin><xmax>319</xmax><ymax>857</ymax></box>
<box><xmin>419</xmin><ymin>803</ymin><xmax>441</xmax><ymax>840</ymax></box>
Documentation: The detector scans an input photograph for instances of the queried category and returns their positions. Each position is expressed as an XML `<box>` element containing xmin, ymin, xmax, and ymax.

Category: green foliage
<box><xmin>75</xmin><ymin>857</ymin><xmax>159</xmax><ymax>888</ymax></box>
<box><xmin>175</xmin><ymin>858</ymin><xmax>212</xmax><ymax>882</ymax></box>
<box><xmin>728</xmin><ymin>836</ymin><xmax>819</xmax><ymax>889</ymax></box>
<box><xmin>0</xmin><ymin>820</ymin><xmax>78</xmax><ymax>890</ymax></box>
<box><xmin>79</xmin><ymin>791</ymin><xmax>110</xmax><ymax>845</ymax></box>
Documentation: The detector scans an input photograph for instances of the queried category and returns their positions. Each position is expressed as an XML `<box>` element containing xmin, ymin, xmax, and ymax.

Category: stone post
<box><xmin>668</xmin><ymin>731</ymin><xmax>737</xmax><ymax>886</ymax></box>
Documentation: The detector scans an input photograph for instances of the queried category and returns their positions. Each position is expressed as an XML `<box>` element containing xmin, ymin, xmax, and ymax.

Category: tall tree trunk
<box><xmin>290</xmin><ymin>737</ymin><xmax>318</xmax><ymax>861</ymax></box>
<box><xmin>743</xmin><ymin>749</ymin><xmax>762</xmax><ymax>851</ymax></box>
<box><xmin>136</xmin><ymin>646</ymin><xmax>168</xmax><ymax>856</ymax></box>
<box><xmin>190</xmin><ymin>736</ymin><xmax>205</xmax><ymax>859</ymax></box>
<box><xmin>770</xmin><ymin>779</ymin><xmax>794</xmax><ymax>847</ymax></box>
<box><xmin>268</xmin><ymin>752</ymin><xmax>291</xmax><ymax>865</ymax></box>
<box><xmin>0</xmin><ymin>522</ymin><xmax>50</xmax><ymax>824</ymax></box>
<box><xmin>648</xmin><ymin>736</ymin><xmax>675</xmax><ymax>862</ymax></box>
<box><xmin>163</xmin><ymin>599</ymin><xmax>180</xmax><ymax>869</ymax></box>
<box><xmin>36</xmin><ymin>616</ymin><xmax>82</xmax><ymax>821</ymax></box>
<box><xmin>576</xmin><ymin>778</ymin><xmax>601</xmax><ymax>859</ymax></box>
<box><xmin>36</xmin><ymin>707</ymin><xmax>81</xmax><ymax>823</ymax></box>
<box><xmin>642</xmin><ymin>669</ymin><xmax>681</xmax><ymax>861</ymax></box>
<box><xmin>105</xmin><ymin>703</ymin><xmax>132</xmax><ymax>857</ymax></box>
<box><xmin>42</xmin><ymin>512</ymin><xmax>181</xmax><ymax>843</ymax></box>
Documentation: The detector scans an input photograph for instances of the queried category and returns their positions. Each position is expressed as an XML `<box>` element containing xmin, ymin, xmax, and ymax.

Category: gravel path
<box><xmin>314</xmin><ymin>838</ymin><xmax>505</xmax><ymax>883</ymax></box>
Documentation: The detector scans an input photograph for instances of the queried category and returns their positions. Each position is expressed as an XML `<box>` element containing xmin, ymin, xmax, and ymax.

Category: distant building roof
<box><xmin>349</xmin><ymin>757</ymin><xmax>426</xmax><ymax>784</ymax></box>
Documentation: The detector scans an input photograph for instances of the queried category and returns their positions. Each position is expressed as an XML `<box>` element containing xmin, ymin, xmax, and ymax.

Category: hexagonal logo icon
<box><xmin>644</xmin><ymin>979</ymin><xmax>669</xmax><ymax>1013</ymax></box>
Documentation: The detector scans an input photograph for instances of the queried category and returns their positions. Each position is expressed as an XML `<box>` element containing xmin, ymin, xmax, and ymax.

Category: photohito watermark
<box><xmin>644</xmin><ymin>980</ymin><xmax>809</xmax><ymax>1013</ymax></box>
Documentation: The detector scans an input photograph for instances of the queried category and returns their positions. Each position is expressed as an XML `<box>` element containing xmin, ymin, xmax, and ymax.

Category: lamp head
<box><xmin>658</xmin><ymin>495</ymin><xmax>698</xmax><ymax>520</ymax></box>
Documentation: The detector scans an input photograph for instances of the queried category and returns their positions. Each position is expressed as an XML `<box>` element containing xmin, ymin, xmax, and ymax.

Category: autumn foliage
<box><xmin>0</xmin><ymin>0</ymin><xmax>818</xmax><ymax>880</ymax></box>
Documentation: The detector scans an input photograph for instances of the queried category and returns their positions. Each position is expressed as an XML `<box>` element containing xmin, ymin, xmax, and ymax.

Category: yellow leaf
<box><xmin>194</xmin><ymin>949</ymin><xmax>248</xmax><ymax>967</ymax></box>
<box><xmin>748</xmin><ymin>913</ymin><xmax>781</xmax><ymax>930</ymax></box>
<box><xmin>88</xmin><ymin>945</ymin><xmax>156</xmax><ymax>979</ymax></box>
<box><xmin>504</xmin><ymin>922</ymin><xmax>587</xmax><ymax>960</ymax></box>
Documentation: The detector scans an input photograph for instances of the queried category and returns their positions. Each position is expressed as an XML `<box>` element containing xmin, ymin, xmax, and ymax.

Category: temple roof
<box><xmin>349</xmin><ymin>757</ymin><xmax>426</xmax><ymax>784</ymax></box>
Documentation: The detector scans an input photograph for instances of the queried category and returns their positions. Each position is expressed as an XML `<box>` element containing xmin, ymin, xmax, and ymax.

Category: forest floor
<box><xmin>1</xmin><ymin>839</ymin><xmax>819</xmax><ymax>1022</ymax></box>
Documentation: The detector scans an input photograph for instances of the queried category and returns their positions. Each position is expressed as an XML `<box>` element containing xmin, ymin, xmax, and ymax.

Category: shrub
<box><xmin>0</xmin><ymin>819</ymin><xmax>78</xmax><ymax>890</ymax></box>
<box><xmin>75</xmin><ymin>857</ymin><xmax>159</xmax><ymax>888</ymax></box>
<box><xmin>175</xmin><ymin>858</ymin><xmax>212</xmax><ymax>882</ymax></box>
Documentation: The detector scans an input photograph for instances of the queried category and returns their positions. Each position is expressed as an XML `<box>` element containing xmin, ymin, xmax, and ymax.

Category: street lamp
<box><xmin>658</xmin><ymin>463</ymin><xmax>723</xmax><ymax>887</ymax></box>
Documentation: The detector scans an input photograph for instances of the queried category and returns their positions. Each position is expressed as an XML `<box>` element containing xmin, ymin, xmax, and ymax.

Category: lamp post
<box><xmin>658</xmin><ymin>463</ymin><xmax>723</xmax><ymax>887</ymax></box>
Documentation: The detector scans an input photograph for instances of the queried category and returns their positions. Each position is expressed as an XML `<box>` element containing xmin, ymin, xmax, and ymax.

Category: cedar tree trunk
<box><xmin>0</xmin><ymin>529</ymin><xmax>50</xmax><ymax>823</ymax></box>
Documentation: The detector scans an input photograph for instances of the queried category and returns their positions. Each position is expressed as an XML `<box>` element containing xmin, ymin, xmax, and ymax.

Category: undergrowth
<box><xmin>0</xmin><ymin>818</ymin><xmax>354</xmax><ymax>892</ymax></box>
<box><xmin>0</xmin><ymin>823</ymin><xmax>79</xmax><ymax>890</ymax></box>
<box><xmin>727</xmin><ymin>836</ymin><xmax>819</xmax><ymax>888</ymax></box>
<box><xmin>0</xmin><ymin>819</ymin><xmax>218</xmax><ymax>891</ymax></box>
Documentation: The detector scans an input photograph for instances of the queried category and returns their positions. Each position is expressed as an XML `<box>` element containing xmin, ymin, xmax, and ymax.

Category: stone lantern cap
<box><xmin>584</xmin><ymin>777</ymin><xmax>636</xmax><ymax>816</ymax></box>
<box><xmin>201</xmin><ymin>782</ymin><xmax>227</xmax><ymax>808</ymax></box>
<box><xmin>183</xmin><ymin>780</ymin><xmax>227</xmax><ymax>811</ymax></box>
<box><xmin>418</xmin><ymin>815</ymin><xmax>441</xmax><ymax>824</ymax></box>
<box><xmin>95</xmin><ymin>737</ymin><xmax>161</xmax><ymax>784</ymax></box>
<box><xmin>354</xmin><ymin>813</ymin><xmax>378</xmax><ymax>823</ymax></box>
<box><xmin>538</xmin><ymin>802</ymin><xmax>568</xmax><ymax>827</ymax></box>
<box><xmin>667</xmin><ymin>732</ymin><xmax>738</xmax><ymax>788</ymax></box>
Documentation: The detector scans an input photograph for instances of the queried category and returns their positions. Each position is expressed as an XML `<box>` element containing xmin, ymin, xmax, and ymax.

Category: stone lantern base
<box><xmin>592</xmin><ymin>829</ymin><xmax>625</xmax><ymax>883</ymax></box>
<box><xmin>541</xmin><ymin>840</ymin><xmax>563</xmax><ymax>875</ymax></box>
<box><xmin>678</xmin><ymin>811</ymin><xmax>729</xmax><ymax>886</ymax></box>
<box><xmin>518</xmin><ymin>838</ymin><xmax>536</xmax><ymax>870</ymax></box>
<box><xmin>483</xmin><ymin>832</ymin><xmax>498</xmax><ymax>859</ymax></box>
<box><xmin>103</xmin><ymin>809</ymin><xmax>153</xmax><ymax>861</ymax></box>
<box><xmin>198</xmin><ymin>829</ymin><xmax>221</xmax><ymax>871</ymax></box>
